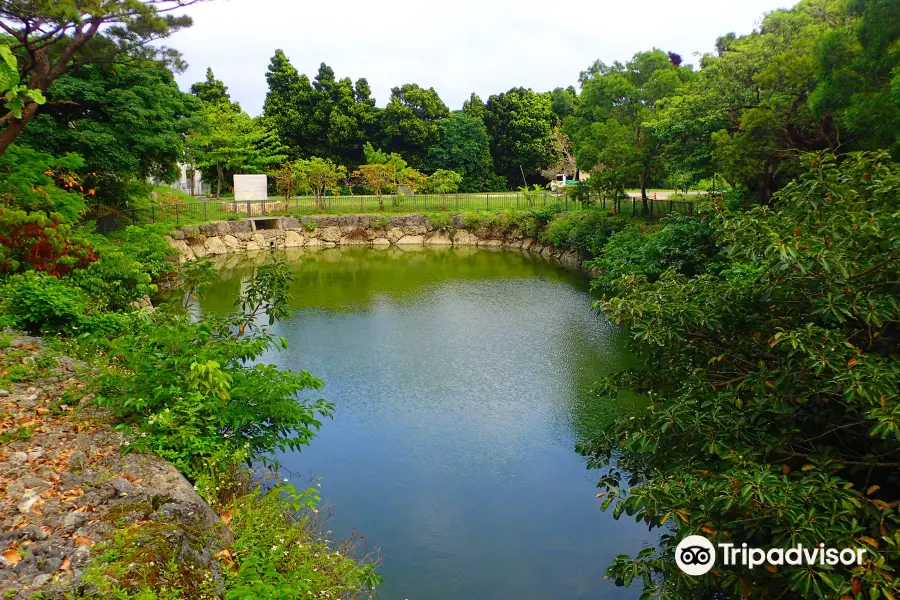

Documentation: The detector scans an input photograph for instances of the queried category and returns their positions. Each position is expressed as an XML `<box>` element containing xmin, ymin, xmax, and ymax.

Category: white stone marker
<box><xmin>233</xmin><ymin>174</ymin><xmax>268</xmax><ymax>201</ymax></box>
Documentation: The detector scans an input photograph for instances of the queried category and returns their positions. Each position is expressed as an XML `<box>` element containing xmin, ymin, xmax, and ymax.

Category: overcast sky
<box><xmin>167</xmin><ymin>0</ymin><xmax>793</xmax><ymax>116</ymax></box>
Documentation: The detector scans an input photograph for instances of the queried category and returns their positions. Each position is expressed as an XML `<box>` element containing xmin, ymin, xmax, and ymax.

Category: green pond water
<box><xmin>200</xmin><ymin>246</ymin><xmax>652</xmax><ymax>600</ymax></box>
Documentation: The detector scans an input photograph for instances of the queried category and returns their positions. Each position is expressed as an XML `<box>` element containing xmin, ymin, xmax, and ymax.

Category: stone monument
<box><xmin>233</xmin><ymin>174</ymin><xmax>268</xmax><ymax>201</ymax></box>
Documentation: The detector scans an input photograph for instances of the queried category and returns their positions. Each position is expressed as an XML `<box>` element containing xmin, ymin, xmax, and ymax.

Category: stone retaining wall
<box><xmin>165</xmin><ymin>215</ymin><xmax>585</xmax><ymax>270</ymax></box>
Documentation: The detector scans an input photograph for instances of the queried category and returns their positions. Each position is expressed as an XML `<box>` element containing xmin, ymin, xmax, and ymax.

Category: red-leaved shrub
<box><xmin>0</xmin><ymin>209</ymin><xmax>97</xmax><ymax>277</ymax></box>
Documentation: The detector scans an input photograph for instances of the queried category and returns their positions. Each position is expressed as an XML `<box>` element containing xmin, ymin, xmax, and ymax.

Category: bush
<box><xmin>0</xmin><ymin>145</ymin><xmax>86</xmax><ymax>220</ymax></box>
<box><xmin>584</xmin><ymin>152</ymin><xmax>900</xmax><ymax>599</ymax></box>
<box><xmin>0</xmin><ymin>209</ymin><xmax>97</xmax><ymax>276</ymax></box>
<box><xmin>224</xmin><ymin>484</ymin><xmax>381</xmax><ymax>599</ymax></box>
<box><xmin>6</xmin><ymin>272</ymin><xmax>85</xmax><ymax>332</ymax></box>
<box><xmin>426</xmin><ymin>213</ymin><xmax>451</xmax><ymax>231</ymax></box>
<box><xmin>369</xmin><ymin>216</ymin><xmax>390</xmax><ymax>231</ymax></box>
<box><xmin>72</xmin><ymin>251</ymin><xmax>155</xmax><ymax>311</ymax></box>
<box><xmin>93</xmin><ymin>258</ymin><xmax>332</xmax><ymax>483</ymax></box>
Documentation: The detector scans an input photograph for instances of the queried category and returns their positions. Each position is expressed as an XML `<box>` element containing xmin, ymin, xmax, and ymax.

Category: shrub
<box><xmin>301</xmin><ymin>220</ymin><xmax>317</xmax><ymax>233</ymax></box>
<box><xmin>224</xmin><ymin>484</ymin><xmax>381</xmax><ymax>599</ymax></box>
<box><xmin>106</xmin><ymin>226</ymin><xmax>178</xmax><ymax>279</ymax></box>
<box><xmin>589</xmin><ymin>215</ymin><xmax>714</xmax><ymax>290</ymax></box>
<box><xmin>0</xmin><ymin>145</ymin><xmax>87</xmax><ymax>220</ymax></box>
<box><xmin>93</xmin><ymin>258</ymin><xmax>332</xmax><ymax>483</ymax></box>
<box><xmin>72</xmin><ymin>251</ymin><xmax>155</xmax><ymax>311</ymax></box>
<box><xmin>584</xmin><ymin>152</ymin><xmax>900</xmax><ymax>599</ymax></box>
<box><xmin>369</xmin><ymin>216</ymin><xmax>390</xmax><ymax>231</ymax></box>
<box><xmin>0</xmin><ymin>209</ymin><xmax>97</xmax><ymax>276</ymax></box>
<box><xmin>426</xmin><ymin>213</ymin><xmax>451</xmax><ymax>231</ymax></box>
<box><xmin>6</xmin><ymin>272</ymin><xmax>85</xmax><ymax>332</ymax></box>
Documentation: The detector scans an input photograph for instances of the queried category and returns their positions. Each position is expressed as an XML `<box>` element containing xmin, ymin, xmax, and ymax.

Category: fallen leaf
<box><xmin>765</xmin><ymin>564</ymin><xmax>778</xmax><ymax>573</ymax></box>
<box><xmin>60</xmin><ymin>556</ymin><xmax>71</xmax><ymax>572</ymax></box>
<box><xmin>74</xmin><ymin>536</ymin><xmax>94</xmax><ymax>547</ymax></box>
<box><xmin>1</xmin><ymin>549</ymin><xmax>21</xmax><ymax>565</ymax></box>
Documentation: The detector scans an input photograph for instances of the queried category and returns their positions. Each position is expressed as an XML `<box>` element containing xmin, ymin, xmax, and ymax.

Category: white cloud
<box><xmin>166</xmin><ymin>0</ymin><xmax>792</xmax><ymax>116</ymax></box>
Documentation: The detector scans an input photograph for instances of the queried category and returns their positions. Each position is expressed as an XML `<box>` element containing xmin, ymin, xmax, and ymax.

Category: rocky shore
<box><xmin>164</xmin><ymin>214</ymin><xmax>585</xmax><ymax>270</ymax></box>
<box><xmin>0</xmin><ymin>335</ymin><xmax>231</xmax><ymax>598</ymax></box>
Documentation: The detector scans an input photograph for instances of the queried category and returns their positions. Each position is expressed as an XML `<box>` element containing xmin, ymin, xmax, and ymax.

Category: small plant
<box><xmin>369</xmin><ymin>216</ymin><xmax>390</xmax><ymax>231</ymax></box>
<box><xmin>301</xmin><ymin>220</ymin><xmax>317</xmax><ymax>233</ymax></box>
<box><xmin>426</xmin><ymin>213</ymin><xmax>451</xmax><ymax>231</ymax></box>
<box><xmin>346</xmin><ymin>227</ymin><xmax>369</xmax><ymax>241</ymax></box>
<box><xmin>7</xmin><ymin>272</ymin><xmax>85</xmax><ymax>332</ymax></box>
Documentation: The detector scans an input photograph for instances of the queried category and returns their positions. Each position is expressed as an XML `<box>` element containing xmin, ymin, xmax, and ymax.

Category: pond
<box><xmin>199</xmin><ymin>246</ymin><xmax>652</xmax><ymax>600</ymax></box>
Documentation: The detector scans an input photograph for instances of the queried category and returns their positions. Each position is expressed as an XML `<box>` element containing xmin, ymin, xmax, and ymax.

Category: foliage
<box><xmin>0</xmin><ymin>0</ymin><xmax>200</xmax><ymax>154</ymax></box>
<box><xmin>380</xmin><ymin>83</ymin><xmax>449</xmax><ymax>169</ymax></box>
<box><xmin>91</xmin><ymin>256</ymin><xmax>333</xmax><ymax>483</ymax></box>
<box><xmin>589</xmin><ymin>214</ymin><xmax>714</xmax><ymax>288</ymax></box>
<box><xmin>292</xmin><ymin>158</ymin><xmax>346</xmax><ymax>210</ymax></box>
<box><xmin>187</xmin><ymin>102</ymin><xmax>286</xmax><ymax>199</ymax></box>
<box><xmin>0</xmin><ymin>144</ymin><xmax>87</xmax><ymax>220</ymax></box>
<box><xmin>425</xmin><ymin>112</ymin><xmax>501</xmax><ymax>192</ymax></box>
<box><xmin>421</xmin><ymin>169</ymin><xmax>463</xmax><ymax>194</ymax></box>
<box><xmin>581</xmin><ymin>153</ymin><xmax>900</xmax><ymax>599</ymax></box>
<box><xmin>263</xmin><ymin>55</ymin><xmax>379</xmax><ymax>166</ymax></box>
<box><xmin>0</xmin><ymin>208</ymin><xmax>97</xmax><ymax>276</ymax></box>
<box><xmin>540</xmin><ymin>210</ymin><xmax>631</xmax><ymax>257</ymax></box>
<box><xmin>4</xmin><ymin>271</ymin><xmax>85</xmax><ymax>332</ymax></box>
<box><xmin>72</xmin><ymin>252</ymin><xmax>156</xmax><ymax>311</ymax></box>
<box><xmin>483</xmin><ymin>87</ymin><xmax>557</xmax><ymax>187</ymax></box>
<box><xmin>0</xmin><ymin>43</ymin><xmax>46</xmax><ymax>118</ymax></box>
<box><xmin>19</xmin><ymin>59</ymin><xmax>197</xmax><ymax>209</ymax></box>
<box><xmin>224</xmin><ymin>483</ymin><xmax>381</xmax><ymax>599</ymax></box>
<box><xmin>568</xmin><ymin>49</ymin><xmax>692</xmax><ymax>210</ymax></box>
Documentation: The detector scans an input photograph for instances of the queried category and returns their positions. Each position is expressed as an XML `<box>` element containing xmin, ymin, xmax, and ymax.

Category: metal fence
<box><xmin>88</xmin><ymin>192</ymin><xmax>695</xmax><ymax>235</ymax></box>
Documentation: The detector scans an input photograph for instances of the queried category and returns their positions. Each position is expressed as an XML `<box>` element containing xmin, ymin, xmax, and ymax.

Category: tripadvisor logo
<box><xmin>675</xmin><ymin>535</ymin><xmax>867</xmax><ymax>576</ymax></box>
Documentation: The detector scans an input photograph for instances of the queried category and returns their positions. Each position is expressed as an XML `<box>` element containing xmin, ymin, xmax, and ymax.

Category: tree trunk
<box><xmin>216</xmin><ymin>163</ymin><xmax>223</xmax><ymax>200</ymax></box>
<box><xmin>640</xmin><ymin>175</ymin><xmax>649</xmax><ymax>216</ymax></box>
<box><xmin>0</xmin><ymin>102</ymin><xmax>41</xmax><ymax>155</ymax></box>
<box><xmin>761</xmin><ymin>162</ymin><xmax>776</xmax><ymax>205</ymax></box>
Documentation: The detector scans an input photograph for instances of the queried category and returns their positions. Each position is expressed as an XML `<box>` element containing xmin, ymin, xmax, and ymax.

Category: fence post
<box><xmin>151</xmin><ymin>204</ymin><xmax>155</xmax><ymax>224</ymax></box>
<box><xmin>632</xmin><ymin>197</ymin><xmax>636</xmax><ymax>217</ymax></box>
<box><xmin>650</xmin><ymin>197</ymin><xmax>654</xmax><ymax>219</ymax></box>
<box><xmin>233</xmin><ymin>200</ymin><xmax>237</xmax><ymax>216</ymax></box>
<box><xmin>203</xmin><ymin>201</ymin><xmax>207</xmax><ymax>221</ymax></box>
<box><xmin>246</xmin><ymin>200</ymin><xmax>251</xmax><ymax>217</ymax></box>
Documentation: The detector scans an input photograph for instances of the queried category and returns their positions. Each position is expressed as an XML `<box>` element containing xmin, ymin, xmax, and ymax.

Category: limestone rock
<box><xmin>221</xmin><ymin>235</ymin><xmax>242</xmax><ymax>251</ymax></box>
<box><xmin>284</xmin><ymin>230</ymin><xmax>306</xmax><ymax>248</ymax></box>
<box><xmin>452</xmin><ymin>230</ymin><xmax>478</xmax><ymax>246</ymax></box>
<box><xmin>318</xmin><ymin>226</ymin><xmax>342</xmax><ymax>243</ymax></box>
<box><xmin>396</xmin><ymin>235</ymin><xmax>425</xmax><ymax>245</ymax></box>
<box><xmin>386</xmin><ymin>227</ymin><xmax>404</xmax><ymax>243</ymax></box>
<box><xmin>425</xmin><ymin>232</ymin><xmax>453</xmax><ymax>246</ymax></box>
<box><xmin>204</xmin><ymin>236</ymin><xmax>227</xmax><ymax>256</ymax></box>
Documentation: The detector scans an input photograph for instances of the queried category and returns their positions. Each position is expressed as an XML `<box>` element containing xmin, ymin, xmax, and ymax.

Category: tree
<box><xmin>293</xmin><ymin>157</ymin><xmax>345</xmax><ymax>210</ymax></box>
<box><xmin>462</xmin><ymin>92</ymin><xmax>486</xmax><ymax>122</ymax></box>
<box><xmin>810</xmin><ymin>0</ymin><xmax>900</xmax><ymax>157</ymax></box>
<box><xmin>190</xmin><ymin>67</ymin><xmax>236</xmax><ymax>108</ymax></box>
<box><xmin>0</xmin><ymin>0</ymin><xmax>204</xmax><ymax>155</ymax></box>
<box><xmin>420</xmin><ymin>169</ymin><xmax>462</xmax><ymax>194</ymax></box>
<box><xmin>568</xmin><ymin>49</ymin><xmax>691</xmax><ymax>212</ymax></box>
<box><xmin>380</xmin><ymin>83</ymin><xmax>449</xmax><ymax>169</ymax></box>
<box><xmin>425</xmin><ymin>112</ymin><xmax>500</xmax><ymax>192</ymax></box>
<box><xmin>583</xmin><ymin>152</ymin><xmax>900</xmax><ymax>599</ymax></box>
<box><xmin>483</xmin><ymin>87</ymin><xmax>556</xmax><ymax>187</ymax></box>
<box><xmin>540</xmin><ymin>125</ymin><xmax>577</xmax><ymax>182</ymax></box>
<box><xmin>263</xmin><ymin>56</ymin><xmax>379</xmax><ymax>166</ymax></box>
<box><xmin>650</xmin><ymin>1</ymin><xmax>850</xmax><ymax>203</ymax></box>
<box><xmin>187</xmin><ymin>103</ymin><xmax>286</xmax><ymax>199</ymax></box>
<box><xmin>18</xmin><ymin>58</ymin><xmax>196</xmax><ymax>208</ymax></box>
<box><xmin>350</xmin><ymin>164</ymin><xmax>394</xmax><ymax>210</ymax></box>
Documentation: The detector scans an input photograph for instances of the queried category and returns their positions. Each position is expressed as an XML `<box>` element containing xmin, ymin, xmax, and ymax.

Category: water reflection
<box><xmin>200</xmin><ymin>247</ymin><xmax>651</xmax><ymax>600</ymax></box>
